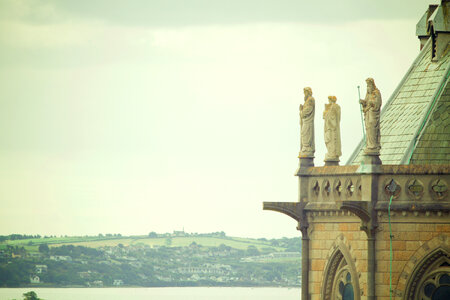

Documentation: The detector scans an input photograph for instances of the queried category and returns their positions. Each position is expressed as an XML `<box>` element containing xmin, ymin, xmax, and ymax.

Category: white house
<box><xmin>30</xmin><ymin>275</ymin><xmax>40</xmax><ymax>284</ymax></box>
<box><xmin>35</xmin><ymin>265</ymin><xmax>47</xmax><ymax>274</ymax></box>
<box><xmin>113</xmin><ymin>279</ymin><xmax>124</xmax><ymax>286</ymax></box>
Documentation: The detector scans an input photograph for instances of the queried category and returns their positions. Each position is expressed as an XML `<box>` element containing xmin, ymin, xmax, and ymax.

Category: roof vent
<box><xmin>417</xmin><ymin>1</ymin><xmax>450</xmax><ymax>60</ymax></box>
<box><xmin>416</xmin><ymin>4</ymin><xmax>438</xmax><ymax>50</ymax></box>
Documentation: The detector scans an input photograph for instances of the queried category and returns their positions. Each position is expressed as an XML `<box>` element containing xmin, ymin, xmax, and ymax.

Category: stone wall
<box><xmin>375</xmin><ymin>215</ymin><xmax>450</xmax><ymax>300</ymax></box>
<box><xmin>309</xmin><ymin>215</ymin><xmax>367</xmax><ymax>300</ymax></box>
<box><xmin>308</xmin><ymin>213</ymin><xmax>450</xmax><ymax>300</ymax></box>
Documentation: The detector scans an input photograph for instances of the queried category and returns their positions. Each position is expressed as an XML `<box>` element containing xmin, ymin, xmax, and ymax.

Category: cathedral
<box><xmin>264</xmin><ymin>1</ymin><xmax>450</xmax><ymax>299</ymax></box>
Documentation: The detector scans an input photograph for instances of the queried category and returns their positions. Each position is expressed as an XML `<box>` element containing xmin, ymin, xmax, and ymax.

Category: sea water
<box><xmin>0</xmin><ymin>287</ymin><xmax>301</xmax><ymax>300</ymax></box>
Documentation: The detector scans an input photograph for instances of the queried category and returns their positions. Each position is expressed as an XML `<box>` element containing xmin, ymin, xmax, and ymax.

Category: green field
<box><xmin>1</xmin><ymin>235</ymin><xmax>284</xmax><ymax>252</ymax></box>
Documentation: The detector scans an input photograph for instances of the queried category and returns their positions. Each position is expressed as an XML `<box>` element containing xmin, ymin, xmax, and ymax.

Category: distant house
<box><xmin>30</xmin><ymin>275</ymin><xmax>40</xmax><ymax>284</ymax></box>
<box><xmin>271</xmin><ymin>252</ymin><xmax>300</xmax><ymax>258</ymax></box>
<box><xmin>172</xmin><ymin>230</ymin><xmax>185</xmax><ymax>237</ymax></box>
<box><xmin>113</xmin><ymin>279</ymin><xmax>124</xmax><ymax>286</ymax></box>
<box><xmin>35</xmin><ymin>265</ymin><xmax>47</xmax><ymax>274</ymax></box>
<box><xmin>92</xmin><ymin>280</ymin><xmax>103</xmax><ymax>287</ymax></box>
<box><xmin>29</xmin><ymin>252</ymin><xmax>42</xmax><ymax>258</ymax></box>
<box><xmin>155</xmin><ymin>275</ymin><xmax>173</xmax><ymax>282</ymax></box>
<box><xmin>177</xmin><ymin>264</ymin><xmax>231</xmax><ymax>275</ymax></box>
<box><xmin>241</xmin><ymin>252</ymin><xmax>300</xmax><ymax>262</ymax></box>
<box><xmin>49</xmin><ymin>255</ymin><xmax>72</xmax><ymax>261</ymax></box>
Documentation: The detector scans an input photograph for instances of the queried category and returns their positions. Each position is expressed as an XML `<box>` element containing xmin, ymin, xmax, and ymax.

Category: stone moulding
<box><xmin>266</xmin><ymin>165</ymin><xmax>449</xmax><ymax>217</ymax></box>
<box><xmin>337</xmin><ymin>201</ymin><xmax>371</xmax><ymax>223</ymax></box>
<box><xmin>262</xmin><ymin>202</ymin><xmax>304</xmax><ymax>223</ymax></box>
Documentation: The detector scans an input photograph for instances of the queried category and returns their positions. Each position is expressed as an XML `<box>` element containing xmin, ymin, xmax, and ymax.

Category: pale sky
<box><xmin>0</xmin><ymin>0</ymin><xmax>438</xmax><ymax>238</ymax></box>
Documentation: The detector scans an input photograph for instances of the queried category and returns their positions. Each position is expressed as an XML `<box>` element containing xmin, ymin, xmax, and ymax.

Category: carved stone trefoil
<box><xmin>360</xmin><ymin>78</ymin><xmax>382</xmax><ymax>156</ymax></box>
<box><xmin>299</xmin><ymin>87</ymin><xmax>315</xmax><ymax>158</ymax></box>
<box><xmin>323</xmin><ymin>96</ymin><xmax>342</xmax><ymax>164</ymax></box>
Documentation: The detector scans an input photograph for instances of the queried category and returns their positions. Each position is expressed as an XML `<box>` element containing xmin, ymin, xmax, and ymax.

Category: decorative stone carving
<box><xmin>322</xmin><ymin>180</ymin><xmax>331</xmax><ymax>198</ymax></box>
<box><xmin>429</xmin><ymin>179</ymin><xmax>448</xmax><ymax>200</ymax></box>
<box><xmin>406</xmin><ymin>179</ymin><xmax>424</xmax><ymax>200</ymax></box>
<box><xmin>356</xmin><ymin>179</ymin><xmax>362</xmax><ymax>197</ymax></box>
<box><xmin>299</xmin><ymin>87</ymin><xmax>315</xmax><ymax>157</ymax></box>
<box><xmin>334</xmin><ymin>179</ymin><xmax>343</xmax><ymax>197</ymax></box>
<box><xmin>312</xmin><ymin>180</ymin><xmax>320</xmax><ymax>197</ymax></box>
<box><xmin>345</xmin><ymin>179</ymin><xmax>355</xmax><ymax>197</ymax></box>
<box><xmin>359</xmin><ymin>78</ymin><xmax>382</xmax><ymax>155</ymax></box>
<box><xmin>323</xmin><ymin>96</ymin><xmax>342</xmax><ymax>162</ymax></box>
<box><xmin>384</xmin><ymin>179</ymin><xmax>401</xmax><ymax>199</ymax></box>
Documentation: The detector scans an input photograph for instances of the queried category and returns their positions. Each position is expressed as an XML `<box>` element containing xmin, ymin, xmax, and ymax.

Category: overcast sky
<box><xmin>0</xmin><ymin>0</ymin><xmax>438</xmax><ymax>238</ymax></box>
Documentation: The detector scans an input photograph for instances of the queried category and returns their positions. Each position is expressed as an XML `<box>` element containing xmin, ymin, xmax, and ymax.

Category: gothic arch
<box><xmin>322</xmin><ymin>237</ymin><xmax>360</xmax><ymax>300</ymax></box>
<box><xmin>403</xmin><ymin>236</ymin><xmax>450</xmax><ymax>300</ymax></box>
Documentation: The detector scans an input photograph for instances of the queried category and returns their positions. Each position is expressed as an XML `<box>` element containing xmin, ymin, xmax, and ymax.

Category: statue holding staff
<box><xmin>323</xmin><ymin>96</ymin><xmax>342</xmax><ymax>161</ymax></box>
<box><xmin>359</xmin><ymin>78</ymin><xmax>382</xmax><ymax>155</ymax></box>
<box><xmin>299</xmin><ymin>87</ymin><xmax>315</xmax><ymax>157</ymax></box>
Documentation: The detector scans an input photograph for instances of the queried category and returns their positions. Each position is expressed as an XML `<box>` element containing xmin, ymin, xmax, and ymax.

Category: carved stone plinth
<box><xmin>298</xmin><ymin>156</ymin><xmax>314</xmax><ymax>169</ymax></box>
<box><xmin>362</xmin><ymin>154</ymin><xmax>382</xmax><ymax>165</ymax></box>
<box><xmin>324</xmin><ymin>159</ymin><xmax>339</xmax><ymax>166</ymax></box>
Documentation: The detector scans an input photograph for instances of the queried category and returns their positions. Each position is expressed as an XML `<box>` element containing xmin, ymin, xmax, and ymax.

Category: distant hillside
<box><xmin>0</xmin><ymin>232</ymin><xmax>299</xmax><ymax>252</ymax></box>
<box><xmin>0</xmin><ymin>232</ymin><xmax>302</xmax><ymax>288</ymax></box>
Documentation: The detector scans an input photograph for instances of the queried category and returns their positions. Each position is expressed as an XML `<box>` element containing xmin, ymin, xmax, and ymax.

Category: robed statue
<box><xmin>299</xmin><ymin>87</ymin><xmax>315</xmax><ymax>157</ymax></box>
<box><xmin>323</xmin><ymin>96</ymin><xmax>342</xmax><ymax>161</ymax></box>
<box><xmin>360</xmin><ymin>78</ymin><xmax>382</xmax><ymax>155</ymax></box>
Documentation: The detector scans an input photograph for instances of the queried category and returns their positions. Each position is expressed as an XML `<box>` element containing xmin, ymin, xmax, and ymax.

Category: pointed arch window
<box><xmin>333</xmin><ymin>259</ymin><xmax>354</xmax><ymax>300</ymax></box>
<box><xmin>418</xmin><ymin>263</ymin><xmax>450</xmax><ymax>300</ymax></box>
<box><xmin>406</xmin><ymin>249</ymin><xmax>450</xmax><ymax>300</ymax></box>
<box><xmin>322</xmin><ymin>247</ymin><xmax>359</xmax><ymax>300</ymax></box>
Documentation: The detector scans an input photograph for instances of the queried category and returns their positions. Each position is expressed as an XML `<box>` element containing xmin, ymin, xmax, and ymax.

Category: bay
<box><xmin>0</xmin><ymin>287</ymin><xmax>301</xmax><ymax>300</ymax></box>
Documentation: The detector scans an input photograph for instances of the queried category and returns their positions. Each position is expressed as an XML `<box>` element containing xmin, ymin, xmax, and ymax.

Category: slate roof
<box><xmin>347</xmin><ymin>39</ymin><xmax>450</xmax><ymax>165</ymax></box>
<box><xmin>410</xmin><ymin>75</ymin><xmax>450</xmax><ymax>164</ymax></box>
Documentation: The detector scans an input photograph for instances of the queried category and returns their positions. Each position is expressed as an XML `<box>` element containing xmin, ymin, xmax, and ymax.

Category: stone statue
<box><xmin>299</xmin><ymin>87</ymin><xmax>315</xmax><ymax>157</ymax></box>
<box><xmin>323</xmin><ymin>96</ymin><xmax>342</xmax><ymax>162</ymax></box>
<box><xmin>359</xmin><ymin>78</ymin><xmax>382</xmax><ymax>155</ymax></box>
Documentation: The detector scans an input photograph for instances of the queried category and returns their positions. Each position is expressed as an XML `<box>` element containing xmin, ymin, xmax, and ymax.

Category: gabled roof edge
<box><xmin>346</xmin><ymin>39</ymin><xmax>432</xmax><ymax>165</ymax></box>
<box><xmin>400</xmin><ymin>64</ymin><xmax>450</xmax><ymax>164</ymax></box>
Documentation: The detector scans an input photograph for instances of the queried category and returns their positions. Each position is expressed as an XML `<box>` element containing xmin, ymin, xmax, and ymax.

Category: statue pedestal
<box><xmin>296</xmin><ymin>155</ymin><xmax>314</xmax><ymax>176</ymax></box>
<box><xmin>298</xmin><ymin>155</ymin><xmax>314</xmax><ymax>168</ymax></box>
<box><xmin>362</xmin><ymin>154</ymin><xmax>382</xmax><ymax>165</ymax></box>
<box><xmin>324</xmin><ymin>159</ymin><xmax>339</xmax><ymax>166</ymax></box>
<box><xmin>357</xmin><ymin>154</ymin><xmax>382</xmax><ymax>174</ymax></box>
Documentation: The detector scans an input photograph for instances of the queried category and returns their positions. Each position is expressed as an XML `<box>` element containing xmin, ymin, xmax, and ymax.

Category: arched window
<box><xmin>322</xmin><ymin>247</ymin><xmax>359</xmax><ymax>300</ymax></box>
<box><xmin>406</xmin><ymin>249</ymin><xmax>450</xmax><ymax>300</ymax></box>
<box><xmin>332</xmin><ymin>259</ymin><xmax>354</xmax><ymax>300</ymax></box>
